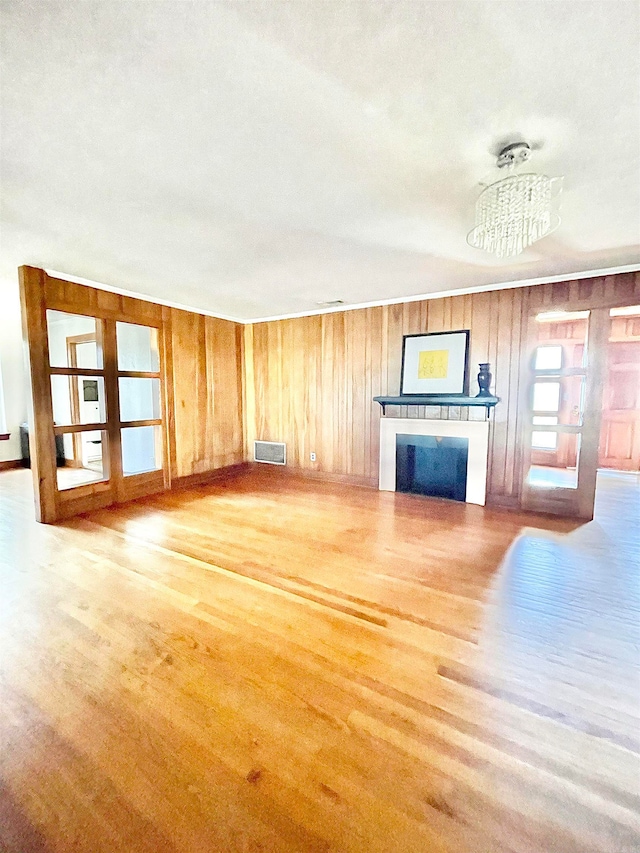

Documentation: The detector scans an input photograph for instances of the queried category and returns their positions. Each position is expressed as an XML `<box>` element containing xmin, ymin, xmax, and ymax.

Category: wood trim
<box><xmin>53</xmin><ymin>488</ymin><xmax>118</xmax><ymax>520</ymax></box>
<box><xmin>576</xmin><ymin>307</ymin><xmax>609</xmax><ymax>518</ymax></box>
<box><xmin>19</xmin><ymin>266</ymin><xmax>58</xmax><ymax>523</ymax></box>
<box><xmin>57</xmin><ymin>478</ymin><xmax>111</xmax><ymax>502</ymax></box>
<box><xmin>44</xmin><ymin>274</ymin><xmax>163</xmax><ymax>326</ymax></box>
<box><xmin>66</xmin><ymin>332</ymin><xmax>96</xmax><ymax>346</ymax></box>
<box><xmin>161</xmin><ymin>305</ymin><xmax>176</xmax><ymax>487</ymax></box>
<box><xmin>67</xmin><ymin>336</ymin><xmax>83</xmax><ymax>465</ymax></box>
<box><xmin>116</xmin><ymin>370</ymin><xmax>162</xmax><ymax>379</ymax></box>
<box><xmin>50</xmin><ymin>366</ymin><xmax>106</xmax><ymax>377</ymax></box>
<box><xmin>102</xmin><ymin>317</ymin><xmax>122</xmax><ymax>502</ymax></box>
<box><xmin>53</xmin><ymin>422</ymin><xmax>108</xmax><ymax>435</ymax></box>
<box><xmin>485</xmin><ymin>493</ymin><xmax>522</xmax><ymax>511</ymax></box>
<box><xmin>0</xmin><ymin>459</ymin><xmax>21</xmax><ymax>471</ymax></box>
<box><xmin>171</xmin><ymin>462</ymin><xmax>250</xmax><ymax>491</ymax></box>
<box><xmin>526</xmin><ymin>424</ymin><xmax>582</xmax><ymax>434</ymax></box>
<box><xmin>531</xmin><ymin>367</ymin><xmax>587</xmax><ymax>377</ymax></box>
<box><xmin>119</xmin><ymin>418</ymin><xmax>163</xmax><ymax>429</ymax></box>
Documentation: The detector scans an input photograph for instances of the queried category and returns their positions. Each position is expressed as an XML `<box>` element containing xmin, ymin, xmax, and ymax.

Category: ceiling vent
<box><xmin>254</xmin><ymin>440</ymin><xmax>286</xmax><ymax>465</ymax></box>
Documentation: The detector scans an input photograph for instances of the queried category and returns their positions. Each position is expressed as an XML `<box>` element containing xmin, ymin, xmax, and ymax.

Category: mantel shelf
<box><xmin>373</xmin><ymin>395</ymin><xmax>499</xmax><ymax>415</ymax></box>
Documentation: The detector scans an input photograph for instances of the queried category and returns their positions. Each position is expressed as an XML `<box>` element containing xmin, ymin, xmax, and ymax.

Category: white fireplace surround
<box><xmin>379</xmin><ymin>418</ymin><xmax>490</xmax><ymax>505</ymax></box>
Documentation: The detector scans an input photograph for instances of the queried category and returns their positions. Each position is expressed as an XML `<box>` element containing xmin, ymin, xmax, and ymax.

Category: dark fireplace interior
<box><xmin>396</xmin><ymin>434</ymin><xmax>469</xmax><ymax>502</ymax></box>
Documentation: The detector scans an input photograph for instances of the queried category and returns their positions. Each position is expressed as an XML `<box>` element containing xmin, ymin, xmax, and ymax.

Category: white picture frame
<box><xmin>400</xmin><ymin>330</ymin><xmax>470</xmax><ymax>396</ymax></box>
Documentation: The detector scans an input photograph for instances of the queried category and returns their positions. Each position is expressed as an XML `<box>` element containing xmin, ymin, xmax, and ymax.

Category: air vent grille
<box><xmin>254</xmin><ymin>440</ymin><xmax>286</xmax><ymax>465</ymax></box>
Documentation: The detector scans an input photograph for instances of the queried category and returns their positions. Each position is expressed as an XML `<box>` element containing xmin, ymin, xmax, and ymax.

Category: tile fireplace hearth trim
<box><xmin>379</xmin><ymin>418</ymin><xmax>490</xmax><ymax>505</ymax></box>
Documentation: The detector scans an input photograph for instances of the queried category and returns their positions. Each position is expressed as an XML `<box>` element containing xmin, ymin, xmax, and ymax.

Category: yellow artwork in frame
<box><xmin>400</xmin><ymin>330</ymin><xmax>470</xmax><ymax>395</ymax></box>
<box><xmin>418</xmin><ymin>349</ymin><xmax>449</xmax><ymax>380</ymax></box>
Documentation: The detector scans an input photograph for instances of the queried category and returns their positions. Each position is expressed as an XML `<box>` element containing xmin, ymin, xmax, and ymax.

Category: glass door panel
<box><xmin>118</xmin><ymin>377</ymin><xmax>161</xmax><ymax>422</ymax></box>
<box><xmin>46</xmin><ymin>309</ymin><xmax>109</xmax><ymax>496</ymax></box>
<box><xmin>116</xmin><ymin>322</ymin><xmax>159</xmax><ymax>372</ymax></box>
<box><xmin>121</xmin><ymin>425</ymin><xmax>163</xmax><ymax>476</ymax></box>
<box><xmin>50</xmin><ymin>375</ymin><xmax>106</xmax><ymax>426</ymax></box>
<box><xmin>46</xmin><ymin>311</ymin><xmax>103</xmax><ymax>368</ymax></box>
<box><xmin>116</xmin><ymin>321</ymin><xmax>164</xmax><ymax>482</ymax></box>
<box><xmin>56</xmin><ymin>430</ymin><xmax>109</xmax><ymax>491</ymax></box>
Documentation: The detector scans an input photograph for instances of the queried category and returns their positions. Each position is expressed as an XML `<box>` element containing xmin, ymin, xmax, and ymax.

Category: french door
<box><xmin>20</xmin><ymin>267</ymin><xmax>167</xmax><ymax>522</ymax></box>
<box><xmin>521</xmin><ymin>307</ymin><xmax>609</xmax><ymax>518</ymax></box>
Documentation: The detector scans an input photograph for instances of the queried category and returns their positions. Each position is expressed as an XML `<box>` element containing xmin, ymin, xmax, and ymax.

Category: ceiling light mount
<box><xmin>496</xmin><ymin>141</ymin><xmax>531</xmax><ymax>169</ymax></box>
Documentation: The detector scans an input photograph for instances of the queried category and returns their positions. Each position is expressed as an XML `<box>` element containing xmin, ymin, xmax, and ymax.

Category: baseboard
<box><xmin>171</xmin><ymin>462</ymin><xmax>250</xmax><ymax>491</ymax></box>
<box><xmin>0</xmin><ymin>459</ymin><xmax>22</xmax><ymax>472</ymax></box>
<box><xmin>486</xmin><ymin>493</ymin><xmax>522</xmax><ymax>511</ymax></box>
<box><xmin>248</xmin><ymin>462</ymin><xmax>378</xmax><ymax>490</ymax></box>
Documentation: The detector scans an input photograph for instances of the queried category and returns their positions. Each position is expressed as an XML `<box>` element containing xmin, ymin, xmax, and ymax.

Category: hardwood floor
<box><xmin>1</xmin><ymin>468</ymin><xmax>639</xmax><ymax>853</ymax></box>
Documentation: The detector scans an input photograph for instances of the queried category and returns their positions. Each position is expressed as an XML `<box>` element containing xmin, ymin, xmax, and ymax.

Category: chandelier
<box><xmin>467</xmin><ymin>142</ymin><xmax>562</xmax><ymax>259</ymax></box>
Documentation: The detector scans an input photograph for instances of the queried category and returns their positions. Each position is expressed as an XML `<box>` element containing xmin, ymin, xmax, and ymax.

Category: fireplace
<box><xmin>379</xmin><ymin>418</ymin><xmax>490</xmax><ymax>505</ymax></box>
<box><xmin>396</xmin><ymin>434</ymin><xmax>468</xmax><ymax>501</ymax></box>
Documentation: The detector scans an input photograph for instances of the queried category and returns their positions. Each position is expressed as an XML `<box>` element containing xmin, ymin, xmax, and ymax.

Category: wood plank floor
<box><xmin>1</xmin><ymin>468</ymin><xmax>639</xmax><ymax>853</ymax></box>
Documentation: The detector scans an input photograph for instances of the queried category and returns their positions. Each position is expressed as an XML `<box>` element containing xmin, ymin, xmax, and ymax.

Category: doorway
<box><xmin>522</xmin><ymin>303</ymin><xmax>640</xmax><ymax>518</ymax></box>
<box><xmin>594</xmin><ymin>304</ymin><xmax>640</xmax><ymax>514</ymax></box>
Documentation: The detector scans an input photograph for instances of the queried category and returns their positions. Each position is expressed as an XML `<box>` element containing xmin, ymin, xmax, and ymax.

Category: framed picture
<box><xmin>82</xmin><ymin>379</ymin><xmax>99</xmax><ymax>402</ymax></box>
<box><xmin>400</xmin><ymin>330</ymin><xmax>470</xmax><ymax>396</ymax></box>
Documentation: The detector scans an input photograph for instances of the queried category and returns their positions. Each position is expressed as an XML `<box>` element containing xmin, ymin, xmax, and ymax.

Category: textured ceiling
<box><xmin>1</xmin><ymin>1</ymin><xmax>639</xmax><ymax>320</ymax></box>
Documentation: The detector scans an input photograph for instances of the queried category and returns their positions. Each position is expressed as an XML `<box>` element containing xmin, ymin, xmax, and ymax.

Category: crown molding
<box><xmin>46</xmin><ymin>263</ymin><xmax>640</xmax><ymax>326</ymax></box>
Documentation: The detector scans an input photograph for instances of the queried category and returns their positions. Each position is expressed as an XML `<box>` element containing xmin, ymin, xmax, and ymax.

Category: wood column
<box><xmin>19</xmin><ymin>266</ymin><xmax>57</xmax><ymax>522</ymax></box>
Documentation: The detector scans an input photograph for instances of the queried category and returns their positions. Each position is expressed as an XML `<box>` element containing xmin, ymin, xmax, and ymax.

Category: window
<box><xmin>534</xmin><ymin>345</ymin><xmax>562</xmax><ymax>371</ymax></box>
<box><xmin>532</xmin><ymin>382</ymin><xmax>561</xmax><ymax>413</ymax></box>
<box><xmin>531</xmin><ymin>431</ymin><xmax>558</xmax><ymax>450</ymax></box>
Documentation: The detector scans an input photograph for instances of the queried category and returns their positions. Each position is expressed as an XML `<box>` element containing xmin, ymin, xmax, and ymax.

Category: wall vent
<box><xmin>254</xmin><ymin>440</ymin><xmax>286</xmax><ymax>465</ymax></box>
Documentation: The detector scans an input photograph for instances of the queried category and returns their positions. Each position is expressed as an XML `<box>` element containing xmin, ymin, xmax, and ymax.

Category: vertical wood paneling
<box><xmin>242</xmin><ymin>324</ymin><xmax>256</xmax><ymax>460</ymax></box>
<box><xmin>169</xmin><ymin>309</ymin><xmax>243</xmax><ymax>479</ymax></box>
<box><xmin>247</xmin><ymin>272</ymin><xmax>640</xmax><ymax>498</ymax></box>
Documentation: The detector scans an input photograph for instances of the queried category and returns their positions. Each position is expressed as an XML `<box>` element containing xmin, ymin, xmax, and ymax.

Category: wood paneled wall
<box><xmin>165</xmin><ymin>308</ymin><xmax>244</xmax><ymax>482</ymax></box>
<box><xmin>245</xmin><ymin>272</ymin><xmax>640</xmax><ymax>504</ymax></box>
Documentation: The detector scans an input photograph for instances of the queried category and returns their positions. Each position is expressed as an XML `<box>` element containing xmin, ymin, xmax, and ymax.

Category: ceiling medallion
<box><xmin>467</xmin><ymin>142</ymin><xmax>563</xmax><ymax>259</ymax></box>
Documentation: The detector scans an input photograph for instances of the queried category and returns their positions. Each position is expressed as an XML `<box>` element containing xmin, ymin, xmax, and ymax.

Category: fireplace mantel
<box><xmin>373</xmin><ymin>395</ymin><xmax>499</xmax><ymax>416</ymax></box>
<box><xmin>379</xmin><ymin>417</ymin><xmax>490</xmax><ymax>505</ymax></box>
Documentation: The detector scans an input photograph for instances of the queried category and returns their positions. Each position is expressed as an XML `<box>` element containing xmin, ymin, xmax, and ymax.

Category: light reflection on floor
<box><xmin>476</xmin><ymin>470</ymin><xmax>640</xmax><ymax>812</ymax></box>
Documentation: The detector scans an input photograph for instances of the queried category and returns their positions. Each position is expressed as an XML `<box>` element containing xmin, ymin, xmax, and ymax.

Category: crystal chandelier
<box><xmin>467</xmin><ymin>142</ymin><xmax>562</xmax><ymax>259</ymax></box>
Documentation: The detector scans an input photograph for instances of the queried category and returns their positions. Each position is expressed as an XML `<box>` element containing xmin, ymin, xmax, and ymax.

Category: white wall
<box><xmin>0</xmin><ymin>278</ymin><xmax>27</xmax><ymax>462</ymax></box>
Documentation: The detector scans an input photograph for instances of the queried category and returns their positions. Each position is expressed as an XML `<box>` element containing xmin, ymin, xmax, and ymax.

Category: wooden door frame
<box><xmin>520</xmin><ymin>306</ymin><xmax>610</xmax><ymax>518</ymax></box>
<box><xmin>20</xmin><ymin>266</ymin><xmax>169</xmax><ymax>523</ymax></box>
<box><xmin>66</xmin><ymin>332</ymin><xmax>98</xmax><ymax>467</ymax></box>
